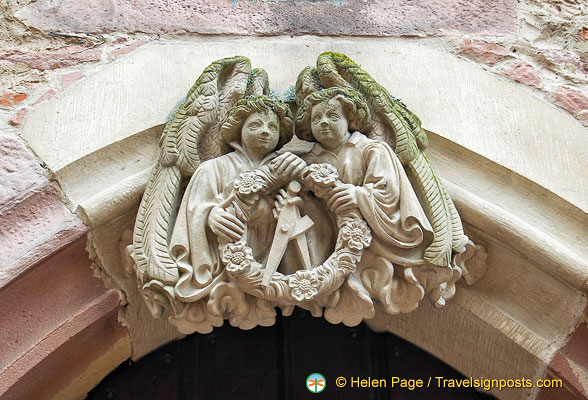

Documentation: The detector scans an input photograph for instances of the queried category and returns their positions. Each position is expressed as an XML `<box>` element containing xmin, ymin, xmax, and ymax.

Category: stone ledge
<box><xmin>0</xmin><ymin>291</ymin><xmax>130</xmax><ymax>400</ymax></box>
<box><xmin>0</xmin><ymin>237</ymin><xmax>108</xmax><ymax>370</ymax></box>
<box><xmin>0</xmin><ymin>134</ymin><xmax>89</xmax><ymax>287</ymax></box>
<box><xmin>0</xmin><ymin>184</ymin><xmax>87</xmax><ymax>287</ymax></box>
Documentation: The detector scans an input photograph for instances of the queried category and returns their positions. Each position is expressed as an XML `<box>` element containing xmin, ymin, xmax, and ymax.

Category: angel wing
<box><xmin>297</xmin><ymin>52</ymin><xmax>467</xmax><ymax>267</ymax></box>
<box><xmin>132</xmin><ymin>56</ymin><xmax>269</xmax><ymax>285</ymax></box>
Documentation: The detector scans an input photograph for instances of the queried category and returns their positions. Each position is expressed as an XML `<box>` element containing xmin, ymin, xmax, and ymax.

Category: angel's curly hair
<box><xmin>220</xmin><ymin>95</ymin><xmax>294</xmax><ymax>150</ymax></box>
<box><xmin>295</xmin><ymin>87</ymin><xmax>371</xmax><ymax>142</ymax></box>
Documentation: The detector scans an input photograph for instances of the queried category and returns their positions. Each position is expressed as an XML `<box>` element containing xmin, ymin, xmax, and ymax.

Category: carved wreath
<box><xmin>219</xmin><ymin>163</ymin><xmax>371</xmax><ymax>304</ymax></box>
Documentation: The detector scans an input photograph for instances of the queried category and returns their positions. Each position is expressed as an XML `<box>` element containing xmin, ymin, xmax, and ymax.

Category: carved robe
<box><xmin>170</xmin><ymin>143</ymin><xmax>277</xmax><ymax>301</ymax></box>
<box><xmin>304</xmin><ymin>131</ymin><xmax>434</xmax><ymax>323</ymax></box>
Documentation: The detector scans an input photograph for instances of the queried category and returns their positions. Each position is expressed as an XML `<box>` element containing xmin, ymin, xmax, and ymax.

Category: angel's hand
<box><xmin>327</xmin><ymin>184</ymin><xmax>358</xmax><ymax>214</ymax></box>
<box><xmin>272</xmin><ymin>188</ymin><xmax>288</xmax><ymax>219</ymax></box>
<box><xmin>271</xmin><ymin>152</ymin><xmax>306</xmax><ymax>180</ymax></box>
<box><xmin>208</xmin><ymin>205</ymin><xmax>245</xmax><ymax>241</ymax></box>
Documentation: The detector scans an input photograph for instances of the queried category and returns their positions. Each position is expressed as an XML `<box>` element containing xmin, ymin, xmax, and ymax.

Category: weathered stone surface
<box><xmin>9</xmin><ymin>107</ymin><xmax>27</xmax><ymax>126</ymax></box>
<box><xmin>555</xmin><ymin>86</ymin><xmax>588</xmax><ymax>123</ymax></box>
<box><xmin>0</xmin><ymin>237</ymin><xmax>104</xmax><ymax>370</ymax></box>
<box><xmin>0</xmin><ymin>254</ymin><xmax>130</xmax><ymax>399</ymax></box>
<box><xmin>460</xmin><ymin>39</ymin><xmax>509</xmax><ymax>66</ymax></box>
<box><xmin>0</xmin><ymin>135</ymin><xmax>127</xmax><ymax>400</ymax></box>
<box><xmin>0</xmin><ymin>62</ymin><xmax>46</xmax><ymax>95</ymax></box>
<box><xmin>60</xmin><ymin>70</ymin><xmax>85</xmax><ymax>89</ymax></box>
<box><xmin>32</xmin><ymin>89</ymin><xmax>55</xmax><ymax>106</ymax></box>
<box><xmin>544</xmin><ymin>351</ymin><xmax>588</xmax><ymax>399</ymax></box>
<box><xmin>15</xmin><ymin>0</ymin><xmax>517</xmax><ymax>36</ymax></box>
<box><xmin>0</xmin><ymin>186</ymin><xmax>87</xmax><ymax>286</ymax></box>
<box><xmin>0</xmin><ymin>135</ymin><xmax>45</xmax><ymax>205</ymax></box>
<box><xmin>539</xmin><ymin>49</ymin><xmax>586</xmax><ymax>74</ymax></box>
<box><xmin>504</xmin><ymin>61</ymin><xmax>541</xmax><ymax>87</ymax></box>
<box><xmin>0</xmin><ymin>135</ymin><xmax>88</xmax><ymax>285</ymax></box>
<box><xmin>535</xmin><ymin>49</ymin><xmax>588</xmax><ymax>84</ymax></box>
<box><xmin>0</xmin><ymin>45</ymin><xmax>101</xmax><ymax>70</ymax></box>
<box><xmin>0</xmin><ymin>92</ymin><xmax>27</xmax><ymax>107</ymax></box>
<box><xmin>110</xmin><ymin>39</ymin><xmax>149</xmax><ymax>59</ymax></box>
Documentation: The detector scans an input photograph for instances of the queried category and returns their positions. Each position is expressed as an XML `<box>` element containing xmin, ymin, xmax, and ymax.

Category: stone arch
<box><xmin>3</xmin><ymin>38</ymin><xmax>587</xmax><ymax>400</ymax></box>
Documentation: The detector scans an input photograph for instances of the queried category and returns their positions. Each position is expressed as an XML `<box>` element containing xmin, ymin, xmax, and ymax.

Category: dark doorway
<box><xmin>88</xmin><ymin>308</ymin><xmax>495</xmax><ymax>399</ymax></box>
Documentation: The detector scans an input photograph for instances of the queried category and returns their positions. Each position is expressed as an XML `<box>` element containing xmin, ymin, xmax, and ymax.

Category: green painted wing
<box><xmin>310</xmin><ymin>52</ymin><xmax>466</xmax><ymax>267</ymax></box>
<box><xmin>133</xmin><ymin>56</ymin><xmax>268</xmax><ymax>285</ymax></box>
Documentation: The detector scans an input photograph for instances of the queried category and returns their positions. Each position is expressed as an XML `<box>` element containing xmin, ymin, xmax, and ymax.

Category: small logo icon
<box><xmin>306</xmin><ymin>373</ymin><xmax>326</xmax><ymax>393</ymax></box>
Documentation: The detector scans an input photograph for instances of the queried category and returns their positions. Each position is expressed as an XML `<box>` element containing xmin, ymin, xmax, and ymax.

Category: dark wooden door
<box><xmin>88</xmin><ymin>308</ymin><xmax>494</xmax><ymax>399</ymax></box>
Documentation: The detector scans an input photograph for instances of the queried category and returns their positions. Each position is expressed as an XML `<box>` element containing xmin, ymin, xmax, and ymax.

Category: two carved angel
<box><xmin>130</xmin><ymin>53</ymin><xmax>483</xmax><ymax>334</ymax></box>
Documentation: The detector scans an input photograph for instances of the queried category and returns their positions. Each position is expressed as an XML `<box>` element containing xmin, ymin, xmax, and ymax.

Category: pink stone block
<box><xmin>460</xmin><ymin>39</ymin><xmax>508</xmax><ymax>66</ymax></box>
<box><xmin>61</xmin><ymin>70</ymin><xmax>85</xmax><ymax>89</ymax></box>
<box><xmin>0</xmin><ymin>237</ymin><xmax>104</xmax><ymax>370</ymax></box>
<box><xmin>0</xmin><ymin>135</ymin><xmax>88</xmax><ymax>285</ymax></box>
<box><xmin>0</xmin><ymin>135</ymin><xmax>46</xmax><ymax>205</ymax></box>
<box><xmin>504</xmin><ymin>61</ymin><xmax>541</xmax><ymax>88</ymax></box>
<box><xmin>560</xmin><ymin>321</ymin><xmax>588</xmax><ymax>374</ymax></box>
<box><xmin>0</xmin><ymin>185</ymin><xmax>88</xmax><ymax>286</ymax></box>
<box><xmin>9</xmin><ymin>107</ymin><xmax>27</xmax><ymax>126</ymax></box>
<box><xmin>555</xmin><ymin>86</ymin><xmax>588</xmax><ymax>122</ymax></box>
<box><xmin>0</xmin><ymin>45</ymin><xmax>101</xmax><ymax>71</ymax></box>
<box><xmin>0</xmin><ymin>92</ymin><xmax>27</xmax><ymax>107</ymax></box>
<box><xmin>546</xmin><ymin>352</ymin><xmax>587</xmax><ymax>398</ymax></box>
<box><xmin>0</xmin><ymin>272</ymin><xmax>129</xmax><ymax>400</ymax></box>
<box><xmin>32</xmin><ymin>89</ymin><xmax>56</xmax><ymax>106</ymax></box>
<box><xmin>16</xmin><ymin>0</ymin><xmax>517</xmax><ymax>37</ymax></box>
<box><xmin>110</xmin><ymin>39</ymin><xmax>149</xmax><ymax>59</ymax></box>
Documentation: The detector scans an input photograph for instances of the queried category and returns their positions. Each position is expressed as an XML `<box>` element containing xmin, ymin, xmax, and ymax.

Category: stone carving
<box><xmin>130</xmin><ymin>53</ymin><xmax>484</xmax><ymax>334</ymax></box>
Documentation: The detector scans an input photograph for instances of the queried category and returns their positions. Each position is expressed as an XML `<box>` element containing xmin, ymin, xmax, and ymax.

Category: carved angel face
<box><xmin>310</xmin><ymin>99</ymin><xmax>350</xmax><ymax>151</ymax></box>
<box><xmin>241</xmin><ymin>111</ymin><xmax>280</xmax><ymax>159</ymax></box>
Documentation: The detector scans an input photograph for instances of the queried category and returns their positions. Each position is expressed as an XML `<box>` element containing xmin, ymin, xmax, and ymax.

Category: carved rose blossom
<box><xmin>234</xmin><ymin>171</ymin><xmax>264</xmax><ymax>196</ymax></box>
<box><xmin>341</xmin><ymin>219</ymin><xmax>372</xmax><ymax>251</ymax></box>
<box><xmin>289</xmin><ymin>270</ymin><xmax>320</xmax><ymax>301</ymax></box>
<box><xmin>221</xmin><ymin>242</ymin><xmax>254</xmax><ymax>272</ymax></box>
<box><xmin>306</xmin><ymin>163</ymin><xmax>339</xmax><ymax>186</ymax></box>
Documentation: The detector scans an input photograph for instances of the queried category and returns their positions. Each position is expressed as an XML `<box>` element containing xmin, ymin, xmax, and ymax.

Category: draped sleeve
<box><xmin>355</xmin><ymin>140</ymin><xmax>434</xmax><ymax>263</ymax></box>
<box><xmin>170</xmin><ymin>157</ymin><xmax>233</xmax><ymax>301</ymax></box>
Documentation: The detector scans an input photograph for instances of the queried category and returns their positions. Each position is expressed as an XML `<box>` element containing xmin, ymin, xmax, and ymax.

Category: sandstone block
<box><xmin>0</xmin><ymin>93</ymin><xmax>27</xmax><ymax>107</ymax></box>
<box><xmin>110</xmin><ymin>39</ymin><xmax>149</xmax><ymax>59</ymax></box>
<box><xmin>0</xmin><ymin>135</ymin><xmax>45</xmax><ymax>205</ymax></box>
<box><xmin>0</xmin><ymin>46</ymin><xmax>101</xmax><ymax>71</ymax></box>
<box><xmin>33</xmin><ymin>89</ymin><xmax>56</xmax><ymax>106</ymax></box>
<box><xmin>555</xmin><ymin>86</ymin><xmax>588</xmax><ymax>123</ymax></box>
<box><xmin>61</xmin><ymin>71</ymin><xmax>85</xmax><ymax>89</ymax></box>
<box><xmin>504</xmin><ymin>61</ymin><xmax>541</xmax><ymax>87</ymax></box>
<box><xmin>0</xmin><ymin>135</ymin><xmax>88</xmax><ymax>285</ymax></box>
<box><xmin>460</xmin><ymin>39</ymin><xmax>508</xmax><ymax>66</ymax></box>
<box><xmin>9</xmin><ymin>107</ymin><xmax>27</xmax><ymax>126</ymax></box>
<box><xmin>15</xmin><ymin>0</ymin><xmax>517</xmax><ymax>37</ymax></box>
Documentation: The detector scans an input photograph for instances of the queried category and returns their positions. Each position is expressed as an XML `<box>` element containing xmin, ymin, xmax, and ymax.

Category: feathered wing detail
<box><xmin>160</xmin><ymin>56</ymin><xmax>253</xmax><ymax>169</ymax></box>
<box><xmin>314</xmin><ymin>52</ymin><xmax>466</xmax><ymax>267</ymax></box>
<box><xmin>133</xmin><ymin>162</ymin><xmax>182</xmax><ymax>284</ymax></box>
<box><xmin>133</xmin><ymin>56</ymin><xmax>253</xmax><ymax>287</ymax></box>
<box><xmin>295</xmin><ymin>66</ymin><xmax>323</xmax><ymax>107</ymax></box>
<box><xmin>245</xmin><ymin>68</ymin><xmax>270</xmax><ymax>97</ymax></box>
